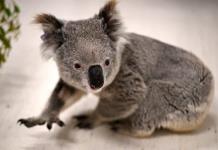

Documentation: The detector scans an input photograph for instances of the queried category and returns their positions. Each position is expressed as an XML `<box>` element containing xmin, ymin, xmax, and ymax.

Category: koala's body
<box><xmin>18</xmin><ymin>0</ymin><xmax>214</xmax><ymax>138</ymax></box>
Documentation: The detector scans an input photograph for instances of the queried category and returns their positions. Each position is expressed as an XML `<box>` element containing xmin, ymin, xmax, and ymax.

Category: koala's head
<box><xmin>35</xmin><ymin>0</ymin><xmax>127</xmax><ymax>93</ymax></box>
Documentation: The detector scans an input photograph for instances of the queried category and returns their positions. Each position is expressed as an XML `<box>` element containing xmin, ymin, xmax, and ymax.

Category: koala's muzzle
<box><xmin>88</xmin><ymin>65</ymin><xmax>104</xmax><ymax>89</ymax></box>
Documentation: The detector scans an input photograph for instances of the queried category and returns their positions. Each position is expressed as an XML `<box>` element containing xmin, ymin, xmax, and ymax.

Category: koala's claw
<box><xmin>74</xmin><ymin>115</ymin><xmax>93</xmax><ymax>129</ymax></box>
<box><xmin>17</xmin><ymin>117</ymin><xmax>65</xmax><ymax>130</ymax></box>
<box><xmin>17</xmin><ymin>118</ymin><xmax>46</xmax><ymax>128</ymax></box>
<box><xmin>46</xmin><ymin>117</ymin><xmax>65</xmax><ymax>130</ymax></box>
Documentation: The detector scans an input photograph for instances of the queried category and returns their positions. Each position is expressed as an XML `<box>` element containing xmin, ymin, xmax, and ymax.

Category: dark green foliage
<box><xmin>0</xmin><ymin>0</ymin><xmax>20</xmax><ymax>66</ymax></box>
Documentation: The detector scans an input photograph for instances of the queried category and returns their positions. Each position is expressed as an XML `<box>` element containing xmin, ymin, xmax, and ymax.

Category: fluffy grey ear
<box><xmin>98</xmin><ymin>0</ymin><xmax>123</xmax><ymax>42</ymax></box>
<box><xmin>34</xmin><ymin>14</ymin><xmax>64</xmax><ymax>59</ymax></box>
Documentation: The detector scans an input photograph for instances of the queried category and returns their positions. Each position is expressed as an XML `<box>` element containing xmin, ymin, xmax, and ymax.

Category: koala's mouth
<box><xmin>88</xmin><ymin>65</ymin><xmax>104</xmax><ymax>90</ymax></box>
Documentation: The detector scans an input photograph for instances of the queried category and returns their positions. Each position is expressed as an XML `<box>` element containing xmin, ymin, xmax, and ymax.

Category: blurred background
<box><xmin>0</xmin><ymin>0</ymin><xmax>217</xmax><ymax>150</ymax></box>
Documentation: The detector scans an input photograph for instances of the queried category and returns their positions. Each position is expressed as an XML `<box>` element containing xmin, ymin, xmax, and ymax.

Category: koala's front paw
<box><xmin>17</xmin><ymin>117</ymin><xmax>46</xmax><ymax>128</ymax></box>
<box><xmin>74</xmin><ymin>114</ymin><xmax>94</xmax><ymax>129</ymax></box>
<box><xmin>17</xmin><ymin>116</ymin><xmax>65</xmax><ymax>130</ymax></box>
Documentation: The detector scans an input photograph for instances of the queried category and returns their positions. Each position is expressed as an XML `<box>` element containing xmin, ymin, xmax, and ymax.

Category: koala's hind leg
<box><xmin>161</xmin><ymin>78</ymin><xmax>214</xmax><ymax>132</ymax></box>
<box><xmin>110</xmin><ymin>76</ymin><xmax>213</xmax><ymax>138</ymax></box>
<box><xmin>140</xmin><ymin>77</ymin><xmax>214</xmax><ymax>134</ymax></box>
<box><xmin>18</xmin><ymin>79</ymin><xmax>85</xmax><ymax>130</ymax></box>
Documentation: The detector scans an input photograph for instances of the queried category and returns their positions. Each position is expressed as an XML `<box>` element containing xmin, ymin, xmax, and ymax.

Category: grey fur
<box><xmin>18</xmin><ymin>0</ymin><xmax>214</xmax><ymax>137</ymax></box>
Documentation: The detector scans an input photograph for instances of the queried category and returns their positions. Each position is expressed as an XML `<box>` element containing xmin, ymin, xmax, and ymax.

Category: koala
<box><xmin>18</xmin><ymin>0</ymin><xmax>214</xmax><ymax>138</ymax></box>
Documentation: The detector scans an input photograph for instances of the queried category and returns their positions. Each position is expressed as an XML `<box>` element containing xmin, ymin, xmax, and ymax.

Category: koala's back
<box><xmin>125</xmin><ymin>33</ymin><xmax>212</xmax><ymax>84</ymax></box>
<box><xmin>121</xmin><ymin>33</ymin><xmax>214</xmax><ymax>132</ymax></box>
<box><xmin>125</xmin><ymin>32</ymin><xmax>214</xmax><ymax>103</ymax></box>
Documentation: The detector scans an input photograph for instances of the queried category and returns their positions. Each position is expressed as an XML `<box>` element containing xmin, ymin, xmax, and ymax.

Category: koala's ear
<box><xmin>98</xmin><ymin>0</ymin><xmax>123</xmax><ymax>42</ymax></box>
<box><xmin>34</xmin><ymin>14</ymin><xmax>64</xmax><ymax>58</ymax></box>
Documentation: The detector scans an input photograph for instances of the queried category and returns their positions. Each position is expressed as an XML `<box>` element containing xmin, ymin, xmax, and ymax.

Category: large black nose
<box><xmin>88</xmin><ymin>65</ymin><xmax>104</xmax><ymax>89</ymax></box>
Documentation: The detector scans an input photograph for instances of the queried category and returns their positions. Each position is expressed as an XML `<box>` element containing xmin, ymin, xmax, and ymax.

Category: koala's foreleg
<box><xmin>74</xmin><ymin>99</ymin><xmax>140</xmax><ymax>129</ymax></box>
<box><xmin>75</xmin><ymin>100</ymin><xmax>138</xmax><ymax>128</ymax></box>
<box><xmin>18</xmin><ymin>79</ymin><xmax>84</xmax><ymax>130</ymax></box>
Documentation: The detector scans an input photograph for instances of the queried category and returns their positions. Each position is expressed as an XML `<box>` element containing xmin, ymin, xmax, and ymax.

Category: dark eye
<box><xmin>74</xmin><ymin>63</ymin><xmax>81</xmax><ymax>69</ymax></box>
<box><xmin>105</xmin><ymin>59</ymin><xmax>110</xmax><ymax>66</ymax></box>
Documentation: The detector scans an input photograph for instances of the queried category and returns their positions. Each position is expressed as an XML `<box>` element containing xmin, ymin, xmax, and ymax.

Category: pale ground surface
<box><xmin>0</xmin><ymin>0</ymin><xmax>218</xmax><ymax>150</ymax></box>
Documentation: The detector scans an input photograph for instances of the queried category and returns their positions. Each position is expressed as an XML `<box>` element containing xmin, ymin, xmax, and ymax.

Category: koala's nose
<box><xmin>88</xmin><ymin>65</ymin><xmax>104</xmax><ymax>89</ymax></box>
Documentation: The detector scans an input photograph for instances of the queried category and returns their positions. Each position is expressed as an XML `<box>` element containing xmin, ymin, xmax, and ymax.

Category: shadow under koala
<box><xmin>53</xmin><ymin>113</ymin><xmax>216</xmax><ymax>142</ymax></box>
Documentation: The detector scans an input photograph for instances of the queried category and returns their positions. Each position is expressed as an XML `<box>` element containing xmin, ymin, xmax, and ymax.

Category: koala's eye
<box><xmin>105</xmin><ymin>59</ymin><xmax>110</xmax><ymax>66</ymax></box>
<box><xmin>74</xmin><ymin>63</ymin><xmax>81</xmax><ymax>69</ymax></box>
